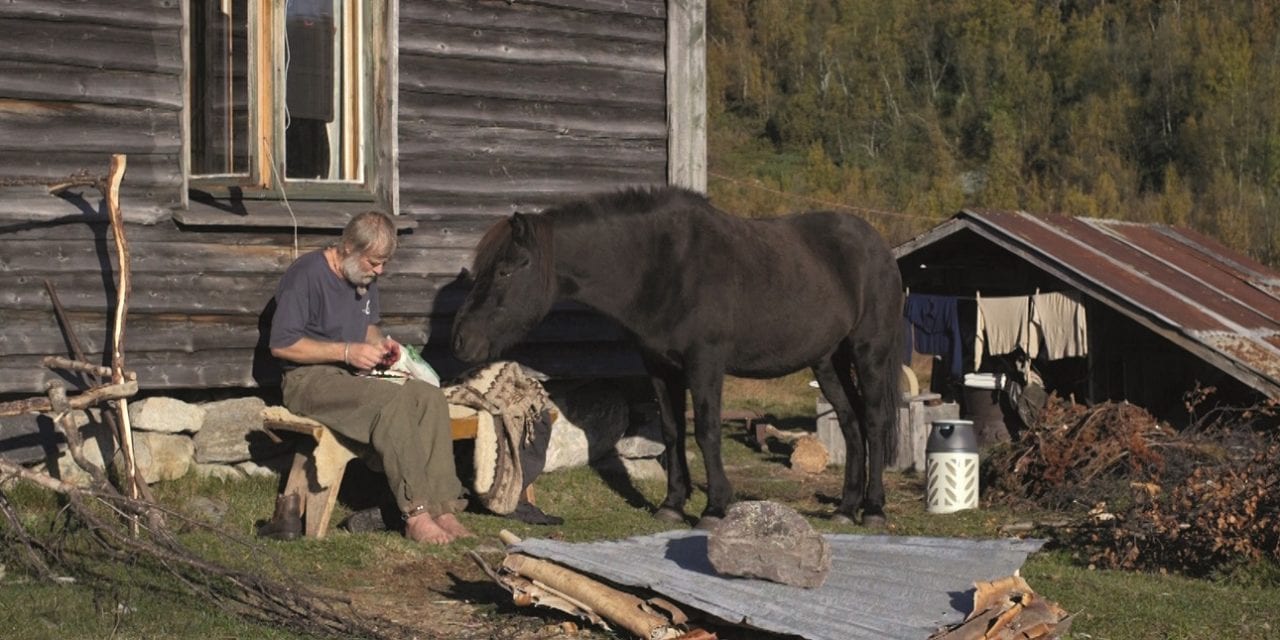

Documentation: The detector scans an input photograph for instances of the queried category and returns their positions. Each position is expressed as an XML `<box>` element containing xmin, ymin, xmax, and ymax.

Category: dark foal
<box><xmin>452</xmin><ymin>187</ymin><xmax>903</xmax><ymax>528</ymax></box>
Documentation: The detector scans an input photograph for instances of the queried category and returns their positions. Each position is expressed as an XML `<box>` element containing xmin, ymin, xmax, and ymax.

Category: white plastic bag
<box><xmin>386</xmin><ymin>343</ymin><xmax>441</xmax><ymax>387</ymax></box>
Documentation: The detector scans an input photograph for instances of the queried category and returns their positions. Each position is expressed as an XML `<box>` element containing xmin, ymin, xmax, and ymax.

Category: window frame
<box><xmin>183</xmin><ymin>0</ymin><xmax>383</xmax><ymax>208</ymax></box>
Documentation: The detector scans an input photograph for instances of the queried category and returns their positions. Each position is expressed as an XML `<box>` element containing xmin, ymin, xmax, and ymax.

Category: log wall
<box><xmin>0</xmin><ymin>0</ymin><xmax>669</xmax><ymax>395</ymax></box>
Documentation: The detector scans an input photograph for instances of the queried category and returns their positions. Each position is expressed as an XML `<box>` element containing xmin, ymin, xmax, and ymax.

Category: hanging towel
<box><xmin>1032</xmin><ymin>291</ymin><xmax>1088</xmax><ymax>360</ymax></box>
<box><xmin>975</xmin><ymin>295</ymin><xmax>1037</xmax><ymax>369</ymax></box>
<box><xmin>903</xmin><ymin>294</ymin><xmax>963</xmax><ymax>377</ymax></box>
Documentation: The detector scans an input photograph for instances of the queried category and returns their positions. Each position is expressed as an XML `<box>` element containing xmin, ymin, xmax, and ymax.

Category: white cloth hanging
<box><xmin>975</xmin><ymin>294</ymin><xmax>1037</xmax><ymax>369</ymax></box>
<box><xmin>1032</xmin><ymin>291</ymin><xmax>1088</xmax><ymax>360</ymax></box>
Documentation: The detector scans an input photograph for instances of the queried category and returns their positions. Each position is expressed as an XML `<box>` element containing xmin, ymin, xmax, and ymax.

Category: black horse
<box><xmin>452</xmin><ymin>187</ymin><xmax>903</xmax><ymax>527</ymax></box>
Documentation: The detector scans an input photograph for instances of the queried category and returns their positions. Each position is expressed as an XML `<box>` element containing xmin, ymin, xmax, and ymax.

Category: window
<box><xmin>188</xmin><ymin>0</ymin><xmax>375</xmax><ymax>200</ymax></box>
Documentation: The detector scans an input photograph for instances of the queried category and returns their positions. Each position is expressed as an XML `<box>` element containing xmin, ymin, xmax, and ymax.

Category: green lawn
<box><xmin>2</xmin><ymin>374</ymin><xmax>1276</xmax><ymax>639</ymax></box>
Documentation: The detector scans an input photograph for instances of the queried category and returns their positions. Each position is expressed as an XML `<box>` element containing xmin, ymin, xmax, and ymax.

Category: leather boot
<box><xmin>257</xmin><ymin>493</ymin><xmax>302</xmax><ymax>541</ymax></box>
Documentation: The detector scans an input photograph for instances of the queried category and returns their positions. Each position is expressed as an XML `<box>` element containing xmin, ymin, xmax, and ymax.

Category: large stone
<box><xmin>619</xmin><ymin>456</ymin><xmax>665</xmax><ymax>482</ymax></box>
<box><xmin>192</xmin><ymin>463</ymin><xmax>246</xmax><ymax>481</ymax></box>
<box><xmin>131</xmin><ymin>432</ymin><xmax>194</xmax><ymax>483</ymax></box>
<box><xmin>131</xmin><ymin>397</ymin><xmax>206</xmax><ymax>434</ymax></box>
<box><xmin>193</xmin><ymin>397</ymin><xmax>278</xmax><ymax>464</ymax></box>
<box><xmin>543</xmin><ymin>383</ymin><xmax>629</xmax><ymax>472</ymax></box>
<box><xmin>615</xmin><ymin>403</ymin><xmax>665</xmax><ymax>459</ymax></box>
<box><xmin>707</xmin><ymin>501</ymin><xmax>831</xmax><ymax>589</ymax></box>
<box><xmin>40</xmin><ymin>416</ymin><xmax>118</xmax><ymax>486</ymax></box>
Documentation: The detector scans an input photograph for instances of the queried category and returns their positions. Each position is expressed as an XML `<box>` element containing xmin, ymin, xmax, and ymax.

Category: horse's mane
<box><xmin>546</xmin><ymin>185</ymin><xmax>711</xmax><ymax>225</ymax></box>
<box><xmin>472</xmin><ymin>186</ymin><xmax>708</xmax><ymax>280</ymax></box>
<box><xmin>472</xmin><ymin>217</ymin><xmax>514</xmax><ymax>275</ymax></box>
<box><xmin>472</xmin><ymin>211</ymin><xmax>556</xmax><ymax>290</ymax></box>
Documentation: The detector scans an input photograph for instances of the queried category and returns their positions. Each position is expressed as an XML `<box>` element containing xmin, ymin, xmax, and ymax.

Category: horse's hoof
<box><xmin>653</xmin><ymin>507</ymin><xmax>686</xmax><ymax>524</ymax></box>
<box><xmin>694</xmin><ymin>515</ymin><xmax>722</xmax><ymax>531</ymax></box>
<box><xmin>861</xmin><ymin>513</ymin><xmax>888</xmax><ymax>529</ymax></box>
<box><xmin>830</xmin><ymin>512</ymin><xmax>856</xmax><ymax>526</ymax></box>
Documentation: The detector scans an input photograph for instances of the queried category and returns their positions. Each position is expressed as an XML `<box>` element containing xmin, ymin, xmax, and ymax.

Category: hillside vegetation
<box><xmin>707</xmin><ymin>0</ymin><xmax>1280</xmax><ymax>265</ymax></box>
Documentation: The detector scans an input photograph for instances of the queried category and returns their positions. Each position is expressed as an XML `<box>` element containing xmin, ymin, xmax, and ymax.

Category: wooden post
<box><xmin>103</xmin><ymin>154</ymin><xmax>141</xmax><ymax>504</ymax></box>
<box><xmin>667</xmin><ymin>0</ymin><xmax>707</xmax><ymax>192</ymax></box>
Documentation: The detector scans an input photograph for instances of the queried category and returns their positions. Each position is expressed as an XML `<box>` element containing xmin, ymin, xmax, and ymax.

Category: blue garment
<box><xmin>903</xmin><ymin>294</ymin><xmax>963</xmax><ymax>377</ymax></box>
<box><xmin>270</xmin><ymin>249</ymin><xmax>380</xmax><ymax>369</ymax></box>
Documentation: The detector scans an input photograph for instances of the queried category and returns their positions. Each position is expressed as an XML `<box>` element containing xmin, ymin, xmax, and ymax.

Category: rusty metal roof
<box><xmin>893</xmin><ymin>209</ymin><xmax>1280</xmax><ymax>399</ymax></box>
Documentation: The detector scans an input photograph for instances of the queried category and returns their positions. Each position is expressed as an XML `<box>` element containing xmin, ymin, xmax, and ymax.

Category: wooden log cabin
<box><xmin>0</xmin><ymin>0</ymin><xmax>707</xmax><ymax>398</ymax></box>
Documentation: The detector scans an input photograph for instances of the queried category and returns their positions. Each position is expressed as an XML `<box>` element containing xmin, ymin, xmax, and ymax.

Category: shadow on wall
<box><xmin>252</xmin><ymin>298</ymin><xmax>284</xmax><ymax>404</ymax></box>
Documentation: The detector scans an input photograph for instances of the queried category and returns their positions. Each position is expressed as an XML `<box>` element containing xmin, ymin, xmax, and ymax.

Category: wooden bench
<box><xmin>261</xmin><ymin>405</ymin><xmax>482</xmax><ymax>539</ymax></box>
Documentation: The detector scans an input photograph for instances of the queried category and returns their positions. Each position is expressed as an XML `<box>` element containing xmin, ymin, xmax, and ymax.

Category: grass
<box><xmin>2</xmin><ymin>373</ymin><xmax>1278</xmax><ymax>639</ymax></box>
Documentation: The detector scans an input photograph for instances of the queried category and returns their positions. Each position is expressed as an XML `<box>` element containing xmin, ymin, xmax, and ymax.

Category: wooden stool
<box><xmin>261</xmin><ymin>405</ymin><xmax>480</xmax><ymax>539</ymax></box>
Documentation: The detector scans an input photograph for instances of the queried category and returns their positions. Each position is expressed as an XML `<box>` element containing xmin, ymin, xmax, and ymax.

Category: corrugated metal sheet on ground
<box><xmin>514</xmin><ymin>531</ymin><xmax>1045</xmax><ymax>640</ymax></box>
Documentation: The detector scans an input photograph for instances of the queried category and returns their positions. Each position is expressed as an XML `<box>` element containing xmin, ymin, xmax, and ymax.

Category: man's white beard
<box><xmin>341</xmin><ymin>253</ymin><xmax>376</xmax><ymax>295</ymax></box>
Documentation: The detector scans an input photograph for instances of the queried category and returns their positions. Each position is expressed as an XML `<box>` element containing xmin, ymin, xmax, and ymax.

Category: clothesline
<box><xmin>902</xmin><ymin>290</ymin><xmax>1089</xmax><ymax>376</ymax></box>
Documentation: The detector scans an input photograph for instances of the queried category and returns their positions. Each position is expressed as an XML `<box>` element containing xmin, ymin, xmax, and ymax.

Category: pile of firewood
<box><xmin>985</xmin><ymin>393</ymin><xmax>1280</xmax><ymax>576</ymax></box>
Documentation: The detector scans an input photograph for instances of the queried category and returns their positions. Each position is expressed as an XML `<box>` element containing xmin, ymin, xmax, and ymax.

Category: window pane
<box><xmin>190</xmin><ymin>0</ymin><xmax>251</xmax><ymax>176</ymax></box>
<box><xmin>285</xmin><ymin>0</ymin><xmax>358</xmax><ymax>181</ymax></box>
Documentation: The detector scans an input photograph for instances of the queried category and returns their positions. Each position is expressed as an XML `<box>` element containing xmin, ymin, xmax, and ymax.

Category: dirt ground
<box><xmin>342</xmin><ymin>553</ymin><xmax>567</xmax><ymax>640</ymax></box>
<box><xmin>335</xmin><ymin>447</ymin><xmax>829</xmax><ymax>640</ymax></box>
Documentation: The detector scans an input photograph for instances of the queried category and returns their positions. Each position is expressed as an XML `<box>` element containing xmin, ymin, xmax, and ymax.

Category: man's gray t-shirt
<box><xmin>270</xmin><ymin>249</ymin><xmax>380</xmax><ymax>367</ymax></box>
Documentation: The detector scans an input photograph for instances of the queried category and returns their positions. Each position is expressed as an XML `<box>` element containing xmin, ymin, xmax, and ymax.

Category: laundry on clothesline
<box><xmin>1033</xmin><ymin>291</ymin><xmax>1088</xmax><ymax>360</ymax></box>
<box><xmin>973</xmin><ymin>291</ymin><xmax>1088</xmax><ymax>369</ymax></box>
<box><xmin>903</xmin><ymin>293</ymin><xmax>964</xmax><ymax>377</ymax></box>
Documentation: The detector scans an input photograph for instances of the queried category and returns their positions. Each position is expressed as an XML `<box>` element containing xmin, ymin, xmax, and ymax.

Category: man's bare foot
<box><xmin>404</xmin><ymin>512</ymin><xmax>452</xmax><ymax>544</ymax></box>
<box><xmin>436</xmin><ymin>513</ymin><xmax>473</xmax><ymax>539</ymax></box>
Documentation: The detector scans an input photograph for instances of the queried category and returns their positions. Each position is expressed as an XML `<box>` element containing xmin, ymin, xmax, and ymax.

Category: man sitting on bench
<box><xmin>268</xmin><ymin>210</ymin><xmax>472</xmax><ymax>545</ymax></box>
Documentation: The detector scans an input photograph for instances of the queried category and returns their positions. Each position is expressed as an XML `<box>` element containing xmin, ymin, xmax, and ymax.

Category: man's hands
<box><xmin>345</xmin><ymin>337</ymin><xmax>401</xmax><ymax>371</ymax></box>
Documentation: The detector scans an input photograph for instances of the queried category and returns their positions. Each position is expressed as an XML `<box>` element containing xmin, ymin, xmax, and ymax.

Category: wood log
<box><xmin>43</xmin><ymin>355</ymin><xmax>114</xmax><ymax>380</ymax></box>
<box><xmin>503</xmin><ymin>553</ymin><xmax>681</xmax><ymax>640</ymax></box>
<box><xmin>0</xmin><ymin>380</ymin><xmax>138</xmax><ymax>416</ymax></box>
<box><xmin>102</xmin><ymin>154</ymin><xmax>141</xmax><ymax>503</ymax></box>
<box><xmin>45</xmin><ymin>382</ymin><xmax>111</xmax><ymax>486</ymax></box>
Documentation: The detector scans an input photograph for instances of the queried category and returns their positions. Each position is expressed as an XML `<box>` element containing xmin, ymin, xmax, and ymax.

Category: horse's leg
<box><xmin>686</xmin><ymin>361</ymin><xmax>730</xmax><ymax>529</ymax></box>
<box><xmin>648</xmin><ymin>365</ymin><xmax>691</xmax><ymax>524</ymax></box>
<box><xmin>812</xmin><ymin>350</ymin><xmax>867</xmax><ymax>525</ymax></box>
<box><xmin>849</xmin><ymin>327</ymin><xmax>900</xmax><ymax>528</ymax></box>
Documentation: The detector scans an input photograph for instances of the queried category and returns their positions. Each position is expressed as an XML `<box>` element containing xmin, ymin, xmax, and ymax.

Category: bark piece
<box><xmin>789</xmin><ymin>435</ymin><xmax>829</xmax><ymax>473</ymax></box>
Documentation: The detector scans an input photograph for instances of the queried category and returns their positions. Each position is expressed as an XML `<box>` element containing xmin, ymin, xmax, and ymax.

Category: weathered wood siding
<box><xmin>397</xmin><ymin>0</ymin><xmax>668</xmax><ymax>216</ymax></box>
<box><xmin>0</xmin><ymin>0</ymin><xmax>672</xmax><ymax>395</ymax></box>
<box><xmin>0</xmin><ymin>0</ymin><xmax>184</xmax><ymax>217</ymax></box>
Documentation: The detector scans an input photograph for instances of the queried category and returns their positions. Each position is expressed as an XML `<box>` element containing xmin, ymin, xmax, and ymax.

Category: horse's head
<box><xmin>452</xmin><ymin>212</ymin><xmax>556</xmax><ymax>364</ymax></box>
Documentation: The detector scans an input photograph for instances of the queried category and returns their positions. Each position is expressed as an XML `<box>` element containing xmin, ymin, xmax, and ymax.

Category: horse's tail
<box><xmin>881</xmin><ymin>288</ymin><xmax>906</xmax><ymax>466</ymax></box>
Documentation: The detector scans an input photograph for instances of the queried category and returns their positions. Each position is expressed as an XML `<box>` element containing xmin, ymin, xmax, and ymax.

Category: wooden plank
<box><xmin>0</xmin><ymin>151</ymin><xmax>182</xmax><ymax>191</ymax></box>
<box><xmin>398</xmin><ymin>166</ymin><xmax>667</xmax><ymax>202</ymax></box>
<box><xmin>0</xmin><ymin>193</ymin><xmax>174</xmax><ymax>225</ymax></box>
<box><xmin>0</xmin><ymin>60</ymin><xmax>181</xmax><ymax>110</ymax></box>
<box><xmin>399</xmin><ymin>22</ymin><xmax>664</xmax><ymax>73</ymax></box>
<box><xmin>398</xmin><ymin>53</ymin><xmax>664</xmax><ymax>108</ymax></box>
<box><xmin>174</xmin><ymin>203</ymin><xmax>418</xmax><ymax>230</ymax></box>
<box><xmin>398</xmin><ymin>120</ymin><xmax>665</xmax><ymax>164</ymax></box>
<box><xmin>0</xmin><ymin>0</ymin><xmax>183</xmax><ymax>29</ymax></box>
<box><xmin>0</xmin><ymin>100</ymin><xmax>181</xmax><ymax>154</ymax></box>
<box><xmin>0</xmin><ymin>17</ymin><xmax>182</xmax><ymax>74</ymax></box>
<box><xmin>2</xmin><ymin>271</ymin><xmax>472</xmax><ymax>315</ymax></box>
<box><xmin>399</xmin><ymin>94</ymin><xmax>666</xmax><ymax>137</ymax></box>
<box><xmin>0</xmin><ymin>240</ymin><xmax>471</xmax><ymax>276</ymax></box>
<box><xmin>0</xmin><ymin>340</ymin><xmax>645</xmax><ymax>393</ymax></box>
<box><xmin>667</xmin><ymin>0</ymin><xmax>707</xmax><ymax>192</ymax></box>
<box><xmin>519</xmin><ymin>0</ymin><xmax>665</xmax><ymax>18</ymax></box>
<box><xmin>0</xmin><ymin>307</ymin><xmax>628</xmax><ymax>357</ymax></box>
<box><xmin>401</xmin><ymin>1</ymin><xmax>663</xmax><ymax>42</ymax></box>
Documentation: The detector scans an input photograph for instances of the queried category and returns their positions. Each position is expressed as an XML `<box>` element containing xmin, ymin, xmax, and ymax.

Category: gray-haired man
<box><xmin>270</xmin><ymin>211</ymin><xmax>471</xmax><ymax>544</ymax></box>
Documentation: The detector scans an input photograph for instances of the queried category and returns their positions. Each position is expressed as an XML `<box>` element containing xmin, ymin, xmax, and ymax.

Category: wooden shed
<box><xmin>894</xmin><ymin>209</ymin><xmax>1280</xmax><ymax>426</ymax></box>
<box><xmin>0</xmin><ymin>0</ymin><xmax>706</xmax><ymax>397</ymax></box>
